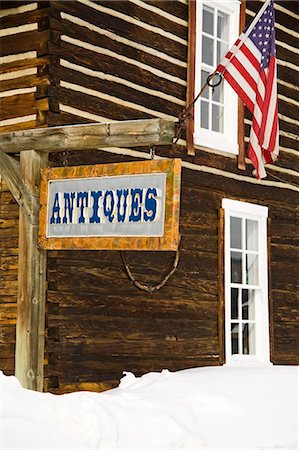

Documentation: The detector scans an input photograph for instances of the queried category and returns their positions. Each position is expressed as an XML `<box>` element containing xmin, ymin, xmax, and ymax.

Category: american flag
<box><xmin>217</xmin><ymin>0</ymin><xmax>279</xmax><ymax>179</ymax></box>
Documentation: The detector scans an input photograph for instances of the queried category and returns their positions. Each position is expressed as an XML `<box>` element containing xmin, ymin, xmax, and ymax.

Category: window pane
<box><xmin>231</xmin><ymin>251</ymin><xmax>242</xmax><ymax>283</ymax></box>
<box><xmin>213</xmin><ymin>82</ymin><xmax>224</xmax><ymax>103</ymax></box>
<box><xmin>242</xmin><ymin>289</ymin><xmax>255</xmax><ymax>320</ymax></box>
<box><xmin>242</xmin><ymin>323</ymin><xmax>256</xmax><ymax>355</ymax></box>
<box><xmin>203</xmin><ymin>5</ymin><xmax>214</xmax><ymax>35</ymax></box>
<box><xmin>217</xmin><ymin>10</ymin><xmax>229</xmax><ymax>40</ymax></box>
<box><xmin>217</xmin><ymin>41</ymin><xmax>229</xmax><ymax>65</ymax></box>
<box><xmin>212</xmin><ymin>104</ymin><xmax>224</xmax><ymax>132</ymax></box>
<box><xmin>246</xmin><ymin>254</ymin><xmax>259</xmax><ymax>285</ymax></box>
<box><xmin>231</xmin><ymin>288</ymin><xmax>239</xmax><ymax>320</ymax></box>
<box><xmin>230</xmin><ymin>217</ymin><xmax>242</xmax><ymax>249</ymax></box>
<box><xmin>202</xmin><ymin>35</ymin><xmax>214</xmax><ymax>66</ymax></box>
<box><xmin>231</xmin><ymin>323</ymin><xmax>239</xmax><ymax>354</ymax></box>
<box><xmin>246</xmin><ymin>219</ymin><xmax>258</xmax><ymax>251</ymax></box>
<box><xmin>200</xmin><ymin>100</ymin><xmax>209</xmax><ymax>129</ymax></box>
<box><xmin>201</xmin><ymin>70</ymin><xmax>210</xmax><ymax>99</ymax></box>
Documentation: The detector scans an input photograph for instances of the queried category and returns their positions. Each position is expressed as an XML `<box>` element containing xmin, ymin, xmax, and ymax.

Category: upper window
<box><xmin>222</xmin><ymin>199</ymin><xmax>271</xmax><ymax>365</ymax></box>
<box><xmin>194</xmin><ymin>1</ymin><xmax>240</xmax><ymax>154</ymax></box>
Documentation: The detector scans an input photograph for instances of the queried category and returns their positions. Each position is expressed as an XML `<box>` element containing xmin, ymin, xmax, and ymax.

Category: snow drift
<box><xmin>1</xmin><ymin>364</ymin><xmax>298</xmax><ymax>449</ymax></box>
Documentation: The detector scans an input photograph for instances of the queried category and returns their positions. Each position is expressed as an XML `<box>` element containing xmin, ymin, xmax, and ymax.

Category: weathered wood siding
<box><xmin>0</xmin><ymin>0</ymin><xmax>298</xmax><ymax>391</ymax></box>
<box><xmin>45</xmin><ymin>0</ymin><xmax>188</xmax><ymax>126</ymax></box>
<box><xmin>0</xmin><ymin>179</ymin><xmax>18</xmax><ymax>375</ymax></box>
<box><xmin>0</xmin><ymin>1</ymin><xmax>51</xmax><ymax>132</ymax></box>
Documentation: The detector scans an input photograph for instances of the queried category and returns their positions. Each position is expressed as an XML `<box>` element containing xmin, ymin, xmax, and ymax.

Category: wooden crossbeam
<box><xmin>0</xmin><ymin>119</ymin><xmax>175</xmax><ymax>154</ymax></box>
<box><xmin>0</xmin><ymin>151</ymin><xmax>36</xmax><ymax>222</ymax></box>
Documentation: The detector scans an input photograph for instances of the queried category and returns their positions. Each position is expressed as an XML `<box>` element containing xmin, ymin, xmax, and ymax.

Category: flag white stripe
<box><xmin>226</xmin><ymin>64</ymin><xmax>256</xmax><ymax>104</ymax></box>
<box><xmin>256</xmin><ymin>76</ymin><xmax>266</xmax><ymax>102</ymax></box>
<box><xmin>245</xmin><ymin>39</ymin><xmax>262</xmax><ymax>62</ymax></box>
<box><xmin>263</xmin><ymin>82</ymin><xmax>277</xmax><ymax>149</ymax></box>
<box><xmin>234</xmin><ymin>50</ymin><xmax>259</xmax><ymax>84</ymax></box>
<box><xmin>249</xmin><ymin>128</ymin><xmax>267</xmax><ymax>178</ymax></box>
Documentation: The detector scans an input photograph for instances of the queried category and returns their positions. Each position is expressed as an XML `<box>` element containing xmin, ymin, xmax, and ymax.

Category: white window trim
<box><xmin>222</xmin><ymin>198</ymin><xmax>272</xmax><ymax>365</ymax></box>
<box><xmin>194</xmin><ymin>0</ymin><xmax>240</xmax><ymax>154</ymax></box>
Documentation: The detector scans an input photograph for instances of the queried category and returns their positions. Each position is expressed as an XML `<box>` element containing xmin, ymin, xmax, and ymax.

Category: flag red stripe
<box><xmin>240</xmin><ymin>44</ymin><xmax>260</xmax><ymax>72</ymax></box>
<box><xmin>268</xmin><ymin>103</ymin><xmax>278</xmax><ymax>154</ymax></box>
<box><xmin>259</xmin><ymin>57</ymin><xmax>276</xmax><ymax>146</ymax></box>
<box><xmin>223</xmin><ymin>70</ymin><xmax>255</xmax><ymax>112</ymax></box>
<box><xmin>248</xmin><ymin>142</ymin><xmax>261</xmax><ymax>178</ymax></box>
<box><xmin>230</xmin><ymin>56</ymin><xmax>258</xmax><ymax>93</ymax></box>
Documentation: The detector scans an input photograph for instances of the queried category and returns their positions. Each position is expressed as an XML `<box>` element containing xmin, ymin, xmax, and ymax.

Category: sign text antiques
<box><xmin>39</xmin><ymin>159</ymin><xmax>181</xmax><ymax>250</ymax></box>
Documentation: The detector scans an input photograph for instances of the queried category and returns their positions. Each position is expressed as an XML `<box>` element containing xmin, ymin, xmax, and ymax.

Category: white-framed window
<box><xmin>222</xmin><ymin>199</ymin><xmax>271</xmax><ymax>365</ymax></box>
<box><xmin>194</xmin><ymin>0</ymin><xmax>240</xmax><ymax>154</ymax></box>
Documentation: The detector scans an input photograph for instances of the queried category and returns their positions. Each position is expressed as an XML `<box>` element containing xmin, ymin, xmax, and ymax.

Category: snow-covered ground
<box><xmin>0</xmin><ymin>364</ymin><xmax>298</xmax><ymax>449</ymax></box>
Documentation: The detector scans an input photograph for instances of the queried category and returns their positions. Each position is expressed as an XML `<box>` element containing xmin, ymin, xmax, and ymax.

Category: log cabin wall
<box><xmin>0</xmin><ymin>1</ymin><xmax>54</xmax><ymax>133</ymax></box>
<box><xmin>45</xmin><ymin>0</ymin><xmax>188</xmax><ymax>126</ymax></box>
<box><xmin>0</xmin><ymin>1</ymin><xmax>298</xmax><ymax>392</ymax></box>
<box><xmin>0</xmin><ymin>179</ymin><xmax>18</xmax><ymax>375</ymax></box>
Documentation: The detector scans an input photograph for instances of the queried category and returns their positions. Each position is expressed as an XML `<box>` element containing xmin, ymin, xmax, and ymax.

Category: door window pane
<box><xmin>231</xmin><ymin>251</ymin><xmax>242</xmax><ymax>283</ymax></box>
<box><xmin>200</xmin><ymin>100</ymin><xmax>209</xmax><ymax>129</ymax></box>
<box><xmin>202</xmin><ymin>35</ymin><xmax>214</xmax><ymax>66</ymax></box>
<box><xmin>203</xmin><ymin>5</ymin><xmax>214</xmax><ymax>35</ymax></box>
<box><xmin>246</xmin><ymin>254</ymin><xmax>259</xmax><ymax>285</ymax></box>
<box><xmin>246</xmin><ymin>219</ymin><xmax>258</xmax><ymax>251</ymax></box>
<box><xmin>242</xmin><ymin>323</ymin><xmax>256</xmax><ymax>355</ymax></box>
<box><xmin>231</xmin><ymin>288</ymin><xmax>239</xmax><ymax>319</ymax></box>
<box><xmin>231</xmin><ymin>323</ymin><xmax>239</xmax><ymax>354</ymax></box>
<box><xmin>230</xmin><ymin>217</ymin><xmax>242</xmax><ymax>249</ymax></box>
<box><xmin>217</xmin><ymin>10</ymin><xmax>229</xmax><ymax>40</ymax></box>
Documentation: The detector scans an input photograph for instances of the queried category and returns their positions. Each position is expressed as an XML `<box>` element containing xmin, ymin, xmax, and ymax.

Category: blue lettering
<box><xmin>144</xmin><ymin>188</ymin><xmax>157</xmax><ymax>222</ymax></box>
<box><xmin>116</xmin><ymin>189</ymin><xmax>129</xmax><ymax>223</ymax></box>
<box><xmin>77</xmin><ymin>191</ymin><xmax>89</xmax><ymax>224</ymax></box>
<box><xmin>89</xmin><ymin>191</ymin><xmax>102</xmax><ymax>223</ymax></box>
<box><xmin>129</xmin><ymin>188</ymin><xmax>143</xmax><ymax>222</ymax></box>
<box><xmin>50</xmin><ymin>193</ymin><xmax>61</xmax><ymax>224</ymax></box>
<box><xmin>103</xmin><ymin>190</ymin><xmax>115</xmax><ymax>223</ymax></box>
<box><xmin>62</xmin><ymin>192</ymin><xmax>75</xmax><ymax>224</ymax></box>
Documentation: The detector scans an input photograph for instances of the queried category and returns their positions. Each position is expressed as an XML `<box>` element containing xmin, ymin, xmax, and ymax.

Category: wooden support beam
<box><xmin>0</xmin><ymin>151</ymin><xmax>36</xmax><ymax>222</ymax></box>
<box><xmin>15</xmin><ymin>150</ymin><xmax>48</xmax><ymax>392</ymax></box>
<box><xmin>0</xmin><ymin>119</ymin><xmax>175</xmax><ymax>154</ymax></box>
<box><xmin>186</xmin><ymin>0</ymin><xmax>196</xmax><ymax>156</ymax></box>
<box><xmin>237</xmin><ymin>0</ymin><xmax>246</xmax><ymax>171</ymax></box>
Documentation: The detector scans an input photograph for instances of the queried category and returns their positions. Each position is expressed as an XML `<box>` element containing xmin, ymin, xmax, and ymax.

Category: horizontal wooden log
<box><xmin>0</xmin><ymin>118</ymin><xmax>175</xmax><ymax>152</ymax></box>
<box><xmin>51</xmin><ymin>85</ymin><xmax>153</xmax><ymax>121</ymax></box>
<box><xmin>48</xmin><ymin>17</ymin><xmax>187</xmax><ymax>81</ymax></box>
<box><xmin>0</xmin><ymin>56</ymin><xmax>49</xmax><ymax>74</ymax></box>
<box><xmin>0</xmin><ymin>120</ymin><xmax>37</xmax><ymax>134</ymax></box>
<box><xmin>49</xmin><ymin>66</ymin><xmax>183</xmax><ymax>118</ymax></box>
<box><xmin>0</xmin><ymin>30</ymin><xmax>50</xmax><ymax>57</ymax></box>
<box><xmin>0</xmin><ymin>92</ymin><xmax>36</xmax><ymax>121</ymax></box>
<box><xmin>0</xmin><ymin>358</ymin><xmax>15</xmax><ymax>373</ymax></box>
<box><xmin>98</xmin><ymin>1</ymin><xmax>188</xmax><ymax>39</ymax></box>
<box><xmin>0</xmin><ymin>7</ymin><xmax>51</xmax><ymax>30</ymax></box>
<box><xmin>48</xmin><ymin>380</ymin><xmax>118</xmax><ymax>393</ymax></box>
<box><xmin>0</xmin><ymin>74</ymin><xmax>50</xmax><ymax>93</ymax></box>
<box><xmin>146</xmin><ymin>1</ymin><xmax>188</xmax><ymax>22</ymax></box>
<box><xmin>50</xmin><ymin>2</ymin><xmax>187</xmax><ymax>63</ymax></box>
<box><xmin>46</xmin><ymin>110</ymin><xmax>92</xmax><ymax>127</ymax></box>
<box><xmin>50</xmin><ymin>40</ymin><xmax>186</xmax><ymax>101</ymax></box>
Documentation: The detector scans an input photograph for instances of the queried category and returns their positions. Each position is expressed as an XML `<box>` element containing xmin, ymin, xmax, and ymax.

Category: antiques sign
<box><xmin>39</xmin><ymin>159</ymin><xmax>181</xmax><ymax>250</ymax></box>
